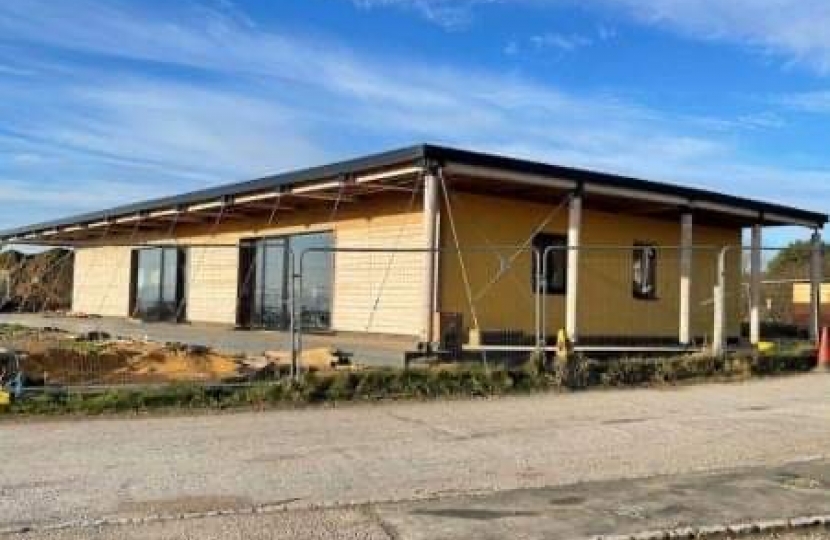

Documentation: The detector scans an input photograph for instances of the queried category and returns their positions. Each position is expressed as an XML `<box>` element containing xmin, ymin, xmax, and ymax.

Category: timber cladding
<box><xmin>70</xmin><ymin>192</ymin><xmax>427</xmax><ymax>336</ymax></box>
<box><xmin>438</xmin><ymin>191</ymin><xmax>742</xmax><ymax>341</ymax></box>
<box><xmin>71</xmin><ymin>187</ymin><xmax>743</xmax><ymax>341</ymax></box>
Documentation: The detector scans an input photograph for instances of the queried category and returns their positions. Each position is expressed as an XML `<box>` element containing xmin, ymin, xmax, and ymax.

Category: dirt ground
<box><xmin>0</xmin><ymin>324</ymin><xmax>353</xmax><ymax>386</ymax></box>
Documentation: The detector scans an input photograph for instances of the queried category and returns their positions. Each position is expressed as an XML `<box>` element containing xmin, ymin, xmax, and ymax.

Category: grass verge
<box><xmin>1</xmin><ymin>353</ymin><xmax>817</xmax><ymax>416</ymax></box>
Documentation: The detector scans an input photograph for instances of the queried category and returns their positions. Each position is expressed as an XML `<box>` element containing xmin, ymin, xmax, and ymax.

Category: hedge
<box><xmin>1</xmin><ymin>352</ymin><xmax>816</xmax><ymax>416</ymax></box>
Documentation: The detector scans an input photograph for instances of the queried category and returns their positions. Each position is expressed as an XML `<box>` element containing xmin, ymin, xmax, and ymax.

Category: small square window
<box><xmin>532</xmin><ymin>233</ymin><xmax>567</xmax><ymax>295</ymax></box>
<box><xmin>633</xmin><ymin>243</ymin><xmax>658</xmax><ymax>300</ymax></box>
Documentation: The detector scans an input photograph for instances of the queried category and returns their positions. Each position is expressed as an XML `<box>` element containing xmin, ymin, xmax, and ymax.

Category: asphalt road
<box><xmin>2</xmin><ymin>373</ymin><xmax>829</xmax><ymax>538</ymax></box>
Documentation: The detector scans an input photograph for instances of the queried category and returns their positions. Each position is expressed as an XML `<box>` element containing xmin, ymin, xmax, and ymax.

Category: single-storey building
<box><xmin>0</xmin><ymin>145</ymin><xmax>826</xmax><ymax>355</ymax></box>
<box><xmin>793</xmin><ymin>282</ymin><xmax>830</xmax><ymax>329</ymax></box>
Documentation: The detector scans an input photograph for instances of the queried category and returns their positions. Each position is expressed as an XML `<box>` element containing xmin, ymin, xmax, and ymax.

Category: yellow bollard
<box><xmin>556</xmin><ymin>329</ymin><xmax>571</xmax><ymax>360</ymax></box>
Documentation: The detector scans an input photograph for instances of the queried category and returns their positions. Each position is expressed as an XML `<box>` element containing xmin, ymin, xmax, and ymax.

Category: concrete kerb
<box><xmin>3</xmin><ymin>506</ymin><xmax>829</xmax><ymax>539</ymax></box>
<box><xmin>594</xmin><ymin>514</ymin><xmax>830</xmax><ymax>540</ymax></box>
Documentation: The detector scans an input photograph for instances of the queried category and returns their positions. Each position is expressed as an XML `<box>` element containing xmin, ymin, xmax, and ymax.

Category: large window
<box><xmin>238</xmin><ymin>231</ymin><xmax>333</xmax><ymax>331</ymax></box>
<box><xmin>632</xmin><ymin>243</ymin><xmax>658</xmax><ymax>300</ymax></box>
<box><xmin>130</xmin><ymin>247</ymin><xmax>186</xmax><ymax>322</ymax></box>
<box><xmin>532</xmin><ymin>233</ymin><xmax>567</xmax><ymax>295</ymax></box>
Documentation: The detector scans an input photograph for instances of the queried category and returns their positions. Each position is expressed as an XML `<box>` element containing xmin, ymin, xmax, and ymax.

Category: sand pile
<box><xmin>22</xmin><ymin>340</ymin><xmax>244</xmax><ymax>385</ymax></box>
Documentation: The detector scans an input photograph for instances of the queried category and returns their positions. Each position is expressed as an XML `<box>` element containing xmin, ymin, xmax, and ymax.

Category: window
<box><xmin>130</xmin><ymin>247</ymin><xmax>187</xmax><ymax>322</ymax></box>
<box><xmin>238</xmin><ymin>231</ymin><xmax>333</xmax><ymax>331</ymax></box>
<box><xmin>532</xmin><ymin>233</ymin><xmax>567</xmax><ymax>295</ymax></box>
<box><xmin>633</xmin><ymin>243</ymin><xmax>657</xmax><ymax>300</ymax></box>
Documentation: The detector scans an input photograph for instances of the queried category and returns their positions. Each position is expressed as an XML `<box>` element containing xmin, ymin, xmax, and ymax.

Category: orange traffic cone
<box><xmin>817</xmin><ymin>327</ymin><xmax>830</xmax><ymax>372</ymax></box>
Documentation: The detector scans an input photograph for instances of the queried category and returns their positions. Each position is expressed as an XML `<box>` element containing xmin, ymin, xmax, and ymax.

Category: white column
<box><xmin>566</xmin><ymin>193</ymin><xmax>582</xmax><ymax>342</ymax></box>
<box><xmin>810</xmin><ymin>228</ymin><xmax>824</xmax><ymax>343</ymax></box>
<box><xmin>679</xmin><ymin>212</ymin><xmax>693</xmax><ymax>346</ymax></box>
<box><xmin>422</xmin><ymin>171</ymin><xmax>439</xmax><ymax>346</ymax></box>
<box><xmin>713</xmin><ymin>247</ymin><xmax>728</xmax><ymax>356</ymax></box>
<box><xmin>750</xmin><ymin>224</ymin><xmax>763</xmax><ymax>346</ymax></box>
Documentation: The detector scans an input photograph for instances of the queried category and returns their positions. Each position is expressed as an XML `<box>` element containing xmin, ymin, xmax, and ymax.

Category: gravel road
<box><xmin>1</xmin><ymin>374</ymin><xmax>829</xmax><ymax>532</ymax></box>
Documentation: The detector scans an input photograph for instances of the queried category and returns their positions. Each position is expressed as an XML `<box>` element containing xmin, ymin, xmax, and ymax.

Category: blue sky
<box><xmin>1</xmin><ymin>0</ymin><xmax>829</xmax><ymax>244</ymax></box>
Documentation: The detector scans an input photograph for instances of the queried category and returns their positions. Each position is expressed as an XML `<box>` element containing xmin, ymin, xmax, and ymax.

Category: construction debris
<box><xmin>0</xmin><ymin>325</ymin><xmax>360</xmax><ymax>387</ymax></box>
<box><xmin>264</xmin><ymin>347</ymin><xmax>357</xmax><ymax>372</ymax></box>
<box><xmin>0</xmin><ymin>249</ymin><xmax>73</xmax><ymax>313</ymax></box>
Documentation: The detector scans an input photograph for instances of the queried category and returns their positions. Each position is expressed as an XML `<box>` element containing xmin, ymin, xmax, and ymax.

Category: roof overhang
<box><xmin>1</xmin><ymin>144</ymin><xmax>826</xmax><ymax>244</ymax></box>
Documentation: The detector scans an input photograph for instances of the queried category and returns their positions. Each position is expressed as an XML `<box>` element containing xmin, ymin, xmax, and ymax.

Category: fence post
<box><xmin>289</xmin><ymin>248</ymin><xmax>298</xmax><ymax>380</ymax></box>
<box><xmin>811</xmin><ymin>228</ymin><xmax>824</xmax><ymax>344</ymax></box>
<box><xmin>750</xmin><ymin>224</ymin><xmax>763</xmax><ymax>346</ymax></box>
<box><xmin>713</xmin><ymin>246</ymin><xmax>728</xmax><ymax>357</ymax></box>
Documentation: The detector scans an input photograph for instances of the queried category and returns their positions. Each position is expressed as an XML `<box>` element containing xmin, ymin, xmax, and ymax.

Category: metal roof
<box><xmin>0</xmin><ymin>143</ymin><xmax>826</xmax><ymax>240</ymax></box>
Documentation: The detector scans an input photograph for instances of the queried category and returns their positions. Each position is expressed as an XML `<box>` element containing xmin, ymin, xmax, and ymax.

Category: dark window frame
<box><xmin>632</xmin><ymin>242</ymin><xmax>658</xmax><ymax>300</ymax></box>
<box><xmin>238</xmin><ymin>230</ymin><xmax>334</xmax><ymax>331</ymax></box>
<box><xmin>532</xmin><ymin>233</ymin><xmax>568</xmax><ymax>296</ymax></box>
<box><xmin>129</xmin><ymin>246</ymin><xmax>187</xmax><ymax>322</ymax></box>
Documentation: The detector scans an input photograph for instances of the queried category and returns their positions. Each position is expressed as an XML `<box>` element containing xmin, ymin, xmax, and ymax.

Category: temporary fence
<box><xmin>739</xmin><ymin>244</ymin><xmax>826</xmax><ymax>346</ymax></box>
<box><xmin>0</xmin><ymin>239</ymin><xmax>823</xmax><ymax>391</ymax></box>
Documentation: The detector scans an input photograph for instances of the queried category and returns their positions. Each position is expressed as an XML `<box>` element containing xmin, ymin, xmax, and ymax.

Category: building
<box><xmin>793</xmin><ymin>283</ymin><xmax>830</xmax><ymax>329</ymax></box>
<box><xmin>0</xmin><ymin>145</ymin><xmax>826</xmax><ymax>355</ymax></box>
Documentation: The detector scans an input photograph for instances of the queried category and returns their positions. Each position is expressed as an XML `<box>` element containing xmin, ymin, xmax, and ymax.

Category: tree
<box><xmin>765</xmin><ymin>240</ymin><xmax>830</xmax><ymax>280</ymax></box>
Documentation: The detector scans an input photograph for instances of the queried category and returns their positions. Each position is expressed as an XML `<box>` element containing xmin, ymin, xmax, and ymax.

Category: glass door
<box><xmin>251</xmin><ymin>238</ymin><xmax>288</xmax><ymax>329</ymax></box>
<box><xmin>238</xmin><ymin>232</ymin><xmax>333</xmax><ymax>331</ymax></box>
<box><xmin>292</xmin><ymin>232</ymin><xmax>333</xmax><ymax>331</ymax></box>
<box><xmin>132</xmin><ymin>247</ymin><xmax>186</xmax><ymax>322</ymax></box>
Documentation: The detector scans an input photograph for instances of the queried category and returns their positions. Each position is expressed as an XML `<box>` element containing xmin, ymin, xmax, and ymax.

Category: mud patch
<box><xmin>602</xmin><ymin>417</ymin><xmax>651</xmax><ymax>425</ymax></box>
<box><xmin>118</xmin><ymin>495</ymin><xmax>254</xmax><ymax>515</ymax></box>
<box><xmin>248</xmin><ymin>452</ymin><xmax>306</xmax><ymax>464</ymax></box>
<box><xmin>412</xmin><ymin>508</ymin><xmax>539</xmax><ymax>521</ymax></box>
<box><xmin>549</xmin><ymin>496</ymin><xmax>586</xmax><ymax>506</ymax></box>
<box><xmin>774</xmin><ymin>472</ymin><xmax>826</xmax><ymax>491</ymax></box>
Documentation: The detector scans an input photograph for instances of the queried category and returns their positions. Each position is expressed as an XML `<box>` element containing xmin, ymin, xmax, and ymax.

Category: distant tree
<box><xmin>765</xmin><ymin>240</ymin><xmax>830</xmax><ymax>279</ymax></box>
<box><xmin>760</xmin><ymin>240</ymin><xmax>828</xmax><ymax>328</ymax></box>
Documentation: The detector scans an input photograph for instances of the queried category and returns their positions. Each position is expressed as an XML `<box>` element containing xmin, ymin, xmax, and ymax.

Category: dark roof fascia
<box><xmin>0</xmin><ymin>145</ymin><xmax>428</xmax><ymax>239</ymax></box>
<box><xmin>1</xmin><ymin>143</ymin><xmax>826</xmax><ymax>240</ymax></box>
<box><xmin>423</xmin><ymin>144</ymin><xmax>828</xmax><ymax>227</ymax></box>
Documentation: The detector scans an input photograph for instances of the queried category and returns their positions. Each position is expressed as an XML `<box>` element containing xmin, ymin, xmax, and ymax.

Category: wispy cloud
<box><xmin>780</xmin><ymin>90</ymin><xmax>830</xmax><ymax>114</ymax></box>
<box><xmin>351</xmin><ymin>0</ymin><xmax>497</xmax><ymax>29</ymax></box>
<box><xmin>506</xmin><ymin>24</ymin><xmax>616</xmax><ymax>56</ymax></box>
<box><xmin>0</xmin><ymin>0</ymin><xmax>827</xmax><ymax>231</ymax></box>
<box><xmin>530</xmin><ymin>32</ymin><xmax>593</xmax><ymax>52</ymax></box>
<box><xmin>596</xmin><ymin>0</ymin><xmax>830</xmax><ymax>74</ymax></box>
<box><xmin>350</xmin><ymin>0</ymin><xmax>830</xmax><ymax>74</ymax></box>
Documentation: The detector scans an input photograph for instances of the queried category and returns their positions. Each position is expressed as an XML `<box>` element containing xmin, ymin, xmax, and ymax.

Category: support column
<box><xmin>810</xmin><ymin>228</ymin><xmax>824</xmax><ymax>344</ymax></box>
<box><xmin>750</xmin><ymin>224</ymin><xmax>763</xmax><ymax>346</ymax></box>
<box><xmin>566</xmin><ymin>192</ymin><xmax>582</xmax><ymax>343</ymax></box>
<box><xmin>713</xmin><ymin>247</ymin><xmax>728</xmax><ymax>356</ymax></box>
<box><xmin>679</xmin><ymin>212</ymin><xmax>693</xmax><ymax>346</ymax></box>
<box><xmin>422</xmin><ymin>171</ymin><xmax>439</xmax><ymax>346</ymax></box>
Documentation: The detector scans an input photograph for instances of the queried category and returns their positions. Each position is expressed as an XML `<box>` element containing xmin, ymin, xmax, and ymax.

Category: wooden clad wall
<box><xmin>70</xmin><ymin>192</ymin><xmax>426</xmax><ymax>336</ymax></box>
<box><xmin>72</xmin><ymin>245</ymin><xmax>132</xmax><ymax>317</ymax></box>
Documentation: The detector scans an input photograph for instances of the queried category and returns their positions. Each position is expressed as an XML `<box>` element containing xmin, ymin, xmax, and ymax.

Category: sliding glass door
<box><xmin>131</xmin><ymin>247</ymin><xmax>186</xmax><ymax>322</ymax></box>
<box><xmin>238</xmin><ymin>232</ymin><xmax>332</xmax><ymax>330</ymax></box>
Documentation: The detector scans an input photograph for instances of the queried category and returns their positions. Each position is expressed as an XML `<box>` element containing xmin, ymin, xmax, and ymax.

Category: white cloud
<box><xmin>351</xmin><ymin>0</ymin><xmax>496</xmax><ymax>28</ymax></box>
<box><xmin>530</xmin><ymin>32</ymin><xmax>592</xmax><ymax>51</ymax></box>
<box><xmin>780</xmin><ymin>90</ymin><xmax>830</xmax><ymax>114</ymax></box>
<box><xmin>595</xmin><ymin>0</ymin><xmax>830</xmax><ymax>74</ymax></box>
<box><xmin>350</xmin><ymin>0</ymin><xmax>830</xmax><ymax>74</ymax></box>
<box><xmin>509</xmin><ymin>25</ymin><xmax>616</xmax><ymax>56</ymax></box>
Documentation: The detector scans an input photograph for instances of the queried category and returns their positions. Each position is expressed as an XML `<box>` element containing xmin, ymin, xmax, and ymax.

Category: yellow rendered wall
<box><xmin>793</xmin><ymin>283</ymin><xmax>830</xmax><ymax>304</ymax></box>
<box><xmin>71</xmin><ymin>193</ymin><xmax>425</xmax><ymax>335</ymax></box>
<box><xmin>439</xmin><ymin>191</ymin><xmax>742</xmax><ymax>341</ymax></box>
